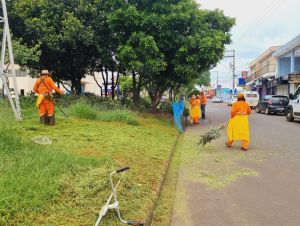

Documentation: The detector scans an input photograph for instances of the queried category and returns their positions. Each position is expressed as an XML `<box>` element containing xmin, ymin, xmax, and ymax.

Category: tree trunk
<box><xmin>101</xmin><ymin>66</ymin><xmax>109</xmax><ymax>98</ymax></box>
<box><xmin>92</xmin><ymin>73</ymin><xmax>103</xmax><ymax>97</ymax></box>
<box><xmin>111</xmin><ymin>71</ymin><xmax>115</xmax><ymax>100</ymax></box>
<box><xmin>169</xmin><ymin>88</ymin><xmax>173</xmax><ymax>101</ymax></box>
<box><xmin>150</xmin><ymin>90</ymin><xmax>162</xmax><ymax>112</ymax></box>
<box><xmin>59</xmin><ymin>80</ymin><xmax>71</xmax><ymax>93</ymax></box>
<box><xmin>116</xmin><ymin>72</ymin><xmax>120</xmax><ymax>100</ymax></box>
<box><xmin>132</xmin><ymin>71</ymin><xmax>140</xmax><ymax>105</ymax></box>
<box><xmin>72</xmin><ymin>77</ymin><xmax>82</xmax><ymax>95</ymax></box>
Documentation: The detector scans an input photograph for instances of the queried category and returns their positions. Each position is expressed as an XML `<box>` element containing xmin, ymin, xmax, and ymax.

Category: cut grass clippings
<box><xmin>187</xmin><ymin>132</ymin><xmax>259</xmax><ymax>190</ymax></box>
<box><xmin>0</xmin><ymin>100</ymin><xmax>178</xmax><ymax>225</ymax></box>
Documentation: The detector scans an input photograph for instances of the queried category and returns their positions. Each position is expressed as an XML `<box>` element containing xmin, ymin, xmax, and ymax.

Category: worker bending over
<box><xmin>189</xmin><ymin>94</ymin><xmax>201</xmax><ymax>124</ymax></box>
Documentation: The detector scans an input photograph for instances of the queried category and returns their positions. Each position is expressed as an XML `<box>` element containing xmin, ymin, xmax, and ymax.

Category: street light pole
<box><xmin>232</xmin><ymin>50</ymin><xmax>235</xmax><ymax>91</ymax></box>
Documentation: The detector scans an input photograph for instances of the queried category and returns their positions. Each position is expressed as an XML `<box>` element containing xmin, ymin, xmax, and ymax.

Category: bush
<box><xmin>20</xmin><ymin>95</ymin><xmax>36</xmax><ymax>108</ymax></box>
<box><xmin>160</xmin><ymin>101</ymin><xmax>173</xmax><ymax>114</ymax></box>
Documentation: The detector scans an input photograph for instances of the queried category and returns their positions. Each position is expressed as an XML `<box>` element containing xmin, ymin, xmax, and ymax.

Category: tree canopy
<box><xmin>108</xmin><ymin>0</ymin><xmax>234</xmax><ymax>106</ymax></box>
<box><xmin>7</xmin><ymin>0</ymin><xmax>235</xmax><ymax>103</ymax></box>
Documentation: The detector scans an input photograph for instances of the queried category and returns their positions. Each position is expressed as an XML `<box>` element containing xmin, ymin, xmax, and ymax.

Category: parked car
<box><xmin>212</xmin><ymin>96</ymin><xmax>223</xmax><ymax>103</ymax></box>
<box><xmin>286</xmin><ymin>85</ymin><xmax>300</xmax><ymax>122</ymax></box>
<box><xmin>228</xmin><ymin>95</ymin><xmax>238</xmax><ymax>106</ymax></box>
<box><xmin>255</xmin><ymin>95</ymin><xmax>289</xmax><ymax>115</ymax></box>
<box><xmin>243</xmin><ymin>91</ymin><xmax>259</xmax><ymax>108</ymax></box>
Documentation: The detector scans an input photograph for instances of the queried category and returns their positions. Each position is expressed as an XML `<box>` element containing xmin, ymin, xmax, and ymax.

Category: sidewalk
<box><xmin>170</xmin><ymin>105</ymin><xmax>261</xmax><ymax>226</ymax></box>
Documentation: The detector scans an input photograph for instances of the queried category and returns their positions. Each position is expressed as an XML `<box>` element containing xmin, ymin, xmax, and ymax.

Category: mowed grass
<box><xmin>0</xmin><ymin>100</ymin><xmax>178</xmax><ymax>225</ymax></box>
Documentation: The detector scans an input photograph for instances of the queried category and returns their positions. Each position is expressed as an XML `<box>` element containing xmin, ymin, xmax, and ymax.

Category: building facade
<box><xmin>0</xmin><ymin>69</ymin><xmax>115</xmax><ymax>97</ymax></box>
<box><xmin>246</xmin><ymin>46</ymin><xmax>280</xmax><ymax>100</ymax></box>
<box><xmin>273</xmin><ymin>35</ymin><xmax>300</xmax><ymax>96</ymax></box>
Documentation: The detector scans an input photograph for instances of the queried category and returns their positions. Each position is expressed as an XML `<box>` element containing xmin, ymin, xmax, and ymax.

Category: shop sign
<box><xmin>242</xmin><ymin>71</ymin><xmax>248</xmax><ymax>79</ymax></box>
<box><xmin>289</xmin><ymin>74</ymin><xmax>300</xmax><ymax>84</ymax></box>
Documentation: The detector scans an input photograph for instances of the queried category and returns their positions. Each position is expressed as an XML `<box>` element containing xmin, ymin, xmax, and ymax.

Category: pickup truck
<box><xmin>286</xmin><ymin>85</ymin><xmax>300</xmax><ymax>122</ymax></box>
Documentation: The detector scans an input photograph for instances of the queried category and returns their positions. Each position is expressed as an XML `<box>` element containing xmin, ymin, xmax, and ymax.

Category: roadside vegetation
<box><xmin>1</xmin><ymin>0</ymin><xmax>236</xmax><ymax>224</ymax></box>
<box><xmin>0</xmin><ymin>99</ymin><xmax>178</xmax><ymax>225</ymax></box>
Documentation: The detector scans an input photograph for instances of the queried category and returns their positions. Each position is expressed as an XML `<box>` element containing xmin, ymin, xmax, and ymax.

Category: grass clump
<box><xmin>68</xmin><ymin>102</ymin><xmax>139</xmax><ymax>125</ymax></box>
<box><xmin>68</xmin><ymin>102</ymin><xmax>98</xmax><ymax>120</ymax></box>
<box><xmin>97</xmin><ymin>110</ymin><xmax>139</xmax><ymax>126</ymax></box>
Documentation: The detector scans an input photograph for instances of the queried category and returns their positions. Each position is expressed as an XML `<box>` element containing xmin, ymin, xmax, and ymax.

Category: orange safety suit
<box><xmin>33</xmin><ymin>75</ymin><xmax>64</xmax><ymax>117</ymax></box>
<box><xmin>227</xmin><ymin>101</ymin><xmax>251</xmax><ymax>150</ymax></box>
<box><xmin>189</xmin><ymin>98</ymin><xmax>201</xmax><ymax>124</ymax></box>
<box><xmin>200</xmin><ymin>95</ymin><xmax>207</xmax><ymax>105</ymax></box>
<box><xmin>200</xmin><ymin>95</ymin><xmax>207</xmax><ymax>119</ymax></box>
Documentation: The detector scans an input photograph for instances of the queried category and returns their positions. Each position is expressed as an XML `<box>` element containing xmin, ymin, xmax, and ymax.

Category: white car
<box><xmin>212</xmin><ymin>97</ymin><xmax>223</xmax><ymax>103</ymax></box>
<box><xmin>286</xmin><ymin>85</ymin><xmax>300</xmax><ymax>122</ymax></box>
<box><xmin>228</xmin><ymin>95</ymin><xmax>237</xmax><ymax>106</ymax></box>
<box><xmin>243</xmin><ymin>91</ymin><xmax>259</xmax><ymax>108</ymax></box>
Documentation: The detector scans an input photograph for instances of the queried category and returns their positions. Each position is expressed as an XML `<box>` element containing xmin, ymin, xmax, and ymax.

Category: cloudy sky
<box><xmin>197</xmin><ymin>0</ymin><xmax>300</xmax><ymax>88</ymax></box>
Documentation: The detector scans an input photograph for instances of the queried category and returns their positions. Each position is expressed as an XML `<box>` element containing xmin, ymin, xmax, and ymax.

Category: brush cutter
<box><xmin>55</xmin><ymin>103</ymin><xmax>68</xmax><ymax>118</ymax></box>
<box><xmin>94</xmin><ymin>166</ymin><xmax>144</xmax><ymax>226</ymax></box>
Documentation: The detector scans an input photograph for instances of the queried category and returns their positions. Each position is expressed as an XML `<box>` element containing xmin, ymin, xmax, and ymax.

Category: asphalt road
<box><xmin>171</xmin><ymin>101</ymin><xmax>300</xmax><ymax>226</ymax></box>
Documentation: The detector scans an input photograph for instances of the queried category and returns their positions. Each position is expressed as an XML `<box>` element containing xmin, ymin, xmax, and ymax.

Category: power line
<box><xmin>237</xmin><ymin>0</ymin><xmax>285</xmax><ymax>39</ymax></box>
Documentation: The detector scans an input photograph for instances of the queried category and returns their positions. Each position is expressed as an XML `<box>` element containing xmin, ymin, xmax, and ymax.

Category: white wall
<box><xmin>81</xmin><ymin>73</ymin><xmax>104</xmax><ymax>96</ymax></box>
<box><xmin>0</xmin><ymin>70</ymin><xmax>35</xmax><ymax>96</ymax></box>
<box><xmin>0</xmin><ymin>70</ymin><xmax>117</xmax><ymax>96</ymax></box>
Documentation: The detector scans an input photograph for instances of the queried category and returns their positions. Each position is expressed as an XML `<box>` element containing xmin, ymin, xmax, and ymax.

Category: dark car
<box><xmin>255</xmin><ymin>95</ymin><xmax>289</xmax><ymax>115</ymax></box>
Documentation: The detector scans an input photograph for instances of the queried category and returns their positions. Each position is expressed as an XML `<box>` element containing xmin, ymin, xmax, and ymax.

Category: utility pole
<box><xmin>224</xmin><ymin>50</ymin><xmax>236</xmax><ymax>93</ymax></box>
<box><xmin>211</xmin><ymin>70</ymin><xmax>219</xmax><ymax>96</ymax></box>
<box><xmin>216</xmin><ymin>71</ymin><xmax>219</xmax><ymax>96</ymax></box>
<box><xmin>216</xmin><ymin>71</ymin><xmax>219</xmax><ymax>87</ymax></box>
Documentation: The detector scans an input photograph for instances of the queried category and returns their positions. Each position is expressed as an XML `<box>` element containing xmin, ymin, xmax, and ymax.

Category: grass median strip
<box><xmin>0</xmin><ymin>100</ymin><xmax>178</xmax><ymax>225</ymax></box>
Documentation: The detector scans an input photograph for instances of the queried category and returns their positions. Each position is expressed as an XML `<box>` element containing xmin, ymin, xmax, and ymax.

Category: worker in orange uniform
<box><xmin>33</xmin><ymin>70</ymin><xmax>64</xmax><ymax>125</ymax></box>
<box><xmin>189</xmin><ymin>94</ymin><xmax>201</xmax><ymax>124</ymax></box>
<box><xmin>200</xmin><ymin>91</ymin><xmax>207</xmax><ymax>119</ymax></box>
<box><xmin>226</xmin><ymin>93</ymin><xmax>251</xmax><ymax>151</ymax></box>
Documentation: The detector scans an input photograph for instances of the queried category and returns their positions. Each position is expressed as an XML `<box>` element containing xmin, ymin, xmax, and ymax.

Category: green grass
<box><xmin>151</xmin><ymin>135</ymin><xmax>182</xmax><ymax>226</ymax></box>
<box><xmin>68</xmin><ymin>102</ymin><xmax>139</xmax><ymax>125</ymax></box>
<box><xmin>0</xmin><ymin>100</ymin><xmax>178</xmax><ymax>225</ymax></box>
<box><xmin>0</xmin><ymin>126</ymin><xmax>98</xmax><ymax>225</ymax></box>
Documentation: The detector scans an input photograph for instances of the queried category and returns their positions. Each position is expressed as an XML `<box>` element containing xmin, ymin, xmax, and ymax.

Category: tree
<box><xmin>9</xmin><ymin>0</ymin><xmax>99</xmax><ymax>94</ymax></box>
<box><xmin>119</xmin><ymin>76</ymin><xmax>133</xmax><ymax>98</ymax></box>
<box><xmin>108</xmin><ymin>0</ymin><xmax>235</xmax><ymax>109</ymax></box>
<box><xmin>174</xmin><ymin>71</ymin><xmax>211</xmax><ymax>100</ymax></box>
<box><xmin>1</xmin><ymin>37</ymin><xmax>41</xmax><ymax>98</ymax></box>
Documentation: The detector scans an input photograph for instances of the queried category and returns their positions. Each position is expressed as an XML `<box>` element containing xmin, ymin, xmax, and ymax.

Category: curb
<box><xmin>145</xmin><ymin>133</ymin><xmax>182</xmax><ymax>226</ymax></box>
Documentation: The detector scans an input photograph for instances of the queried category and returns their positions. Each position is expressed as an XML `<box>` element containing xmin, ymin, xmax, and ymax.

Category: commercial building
<box><xmin>273</xmin><ymin>34</ymin><xmax>300</xmax><ymax>95</ymax></box>
<box><xmin>246</xmin><ymin>46</ymin><xmax>280</xmax><ymax>99</ymax></box>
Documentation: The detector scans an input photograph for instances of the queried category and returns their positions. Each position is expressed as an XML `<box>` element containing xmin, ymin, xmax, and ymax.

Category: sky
<box><xmin>197</xmin><ymin>0</ymin><xmax>300</xmax><ymax>88</ymax></box>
